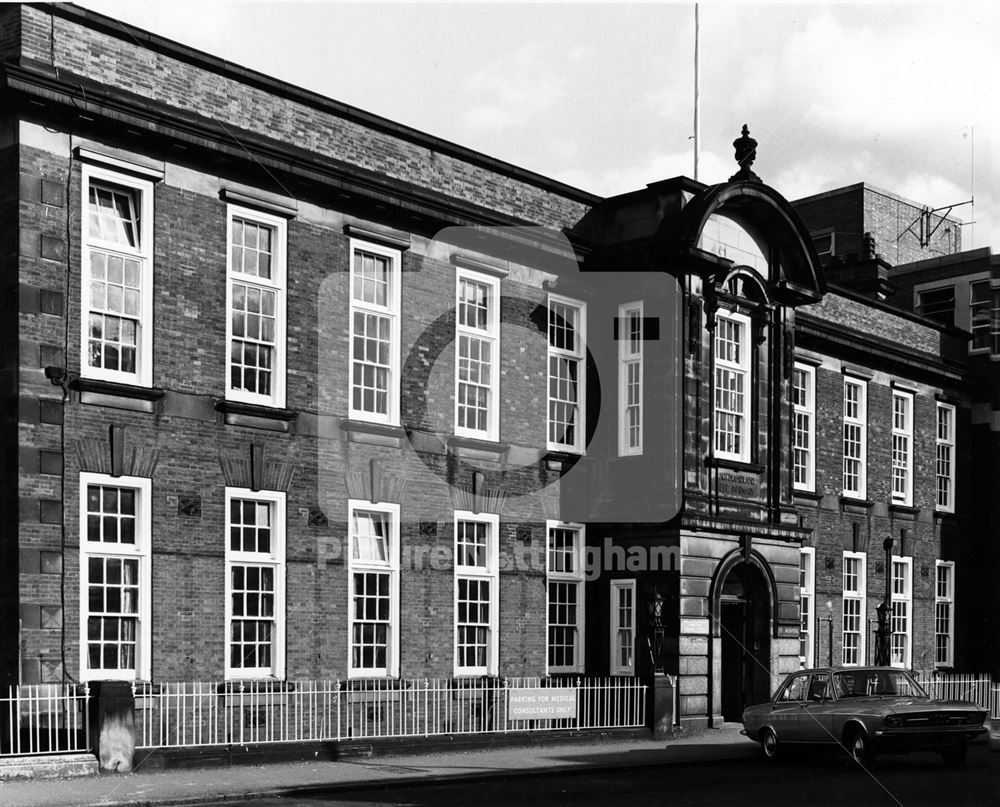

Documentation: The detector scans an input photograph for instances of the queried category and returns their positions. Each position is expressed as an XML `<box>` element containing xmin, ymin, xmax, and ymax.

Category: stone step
<box><xmin>0</xmin><ymin>752</ymin><xmax>98</xmax><ymax>781</ymax></box>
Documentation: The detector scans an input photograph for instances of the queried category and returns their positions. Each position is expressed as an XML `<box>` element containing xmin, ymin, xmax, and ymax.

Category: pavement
<box><xmin>3</xmin><ymin>719</ymin><xmax>998</xmax><ymax>807</ymax></box>
<box><xmin>0</xmin><ymin>725</ymin><xmax>758</xmax><ymax>807</ymax></box>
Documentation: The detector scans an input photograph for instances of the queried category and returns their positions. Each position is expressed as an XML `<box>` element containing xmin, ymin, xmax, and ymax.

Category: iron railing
<box><xmin>133</xmin><ymin>676</ymin><xmax>647</xmax><ymax>750</ymax></box>
<box><xmin>0</xmin><ymin>684</ymin><xmax>90</xmax><ymax>757</ymax></box>
<box><xmin>915</xmin><ymin>672</ymin><xmax>1000</xmax><ymax>719</ymax></box>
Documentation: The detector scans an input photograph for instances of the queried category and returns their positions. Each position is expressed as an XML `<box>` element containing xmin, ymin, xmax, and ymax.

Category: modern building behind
<box><xmin>1</xmin><ymin>2</ymin><xmax>995</xmax><ymax>739</ymax></box>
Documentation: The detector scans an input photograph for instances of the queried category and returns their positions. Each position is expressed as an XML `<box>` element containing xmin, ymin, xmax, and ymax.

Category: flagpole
<box><xmin>693</xmin><ymin>3</ymin><xmax>700</xmax><ymax>181</ymax></box>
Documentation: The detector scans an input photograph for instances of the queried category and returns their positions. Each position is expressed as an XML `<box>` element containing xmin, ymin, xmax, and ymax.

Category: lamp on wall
<box><xmin>874</xmin><ymin>537</ymin><xmax>893</xmax><ymax>666</ymax></box>
<box><xmin>646</xmin><ymin>587</ymin><xmax>665</xmax><ymax>674</ymax></box>
<box><xmin>825</xmin><ymin>600</ymin><xmax>834</xmax><ymax>667</ymax></box>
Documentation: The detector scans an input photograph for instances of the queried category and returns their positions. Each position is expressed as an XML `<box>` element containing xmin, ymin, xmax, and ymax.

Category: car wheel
<box><xmin>845</xmin><ymin>728</ymin><xmax>874</xmax><ymax>766</ymax></box>
<box><xmin>761</xmin><ymin>727</ymin><xmax>778</xmax><ymax>761</ymax></box>
<box><xmin>941</xmin><ymin>742</ymin><xmax>967</xmax><ymax>767</ymax></box>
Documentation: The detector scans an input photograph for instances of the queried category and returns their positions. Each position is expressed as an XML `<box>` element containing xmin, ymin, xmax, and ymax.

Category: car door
<box><xmin>769</xmin><ymin>672</ymin><xmax>810</xmax><ymax>742</ymax></box>
<box><xmin>796</xmin><ymin>672</ymin><xmax>835</xmax><ymax>744</ymax></box>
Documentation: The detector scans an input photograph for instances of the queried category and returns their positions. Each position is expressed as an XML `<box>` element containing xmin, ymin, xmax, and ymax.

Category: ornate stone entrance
<box><xmin>717</xmin><ymin>559</ymin><xmax>772</xmax><ymax>722</ymax></box>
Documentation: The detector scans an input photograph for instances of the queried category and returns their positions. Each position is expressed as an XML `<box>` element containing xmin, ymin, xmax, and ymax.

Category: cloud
<box><xmin>462</xmin><ymin>42</ymin><xmax>572</xmax><ymax>132</ymax></box>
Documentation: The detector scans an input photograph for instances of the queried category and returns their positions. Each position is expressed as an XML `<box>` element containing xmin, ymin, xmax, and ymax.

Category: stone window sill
<box><xmin>446</xmin><ymin>435</ymin><xmax>509</xmax><ymax>463</ymax></box>
<box><xmin>71</xmin><ymin>378</ymin><xmax>165</xmax><ymax>412</ymax></box>
<box><xmin>340</xmin><ymin>419</ymin><xmax>407</xmax><ymax>446</ymax></box>
<box><xmin>706</xmin><ymin>456</ymin><xmax>766</xmax><ymax>475</ymax></box>
<box><xmin>215</xmin><ymin>400</ymin><xmax>298</xmax><ymax>432</ymax></box>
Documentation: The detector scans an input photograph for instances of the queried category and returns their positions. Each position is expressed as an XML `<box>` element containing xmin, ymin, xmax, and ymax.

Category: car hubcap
<box><xmin>764</xmin><ymin>733</ymin><xmax>776</xmax><ymax>757</ymax></box>
<box><xmin>852</xmin><ymin>736</ymin><xmax>864</xmax><ymax>762</ymax></box>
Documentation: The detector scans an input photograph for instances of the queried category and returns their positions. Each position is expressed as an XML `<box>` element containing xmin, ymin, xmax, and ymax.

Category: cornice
<box><xmin>795</xmin><ymin>313</ymin><xmax>967</xmax><ymax>386</ymax></box>
<box><xmin>4</xmin><ymin>60</ymin><xmax>535</xmax><ymax>229</ymax></box>
<box><xmin>3</xmin><ymin>60</ymin><xmax>588</xmax><ymax>268</ymax></box>
<box><xmin>37</xmin><ymin>2</ymin><xmax>601</xmax><ymax>208</ymax></box>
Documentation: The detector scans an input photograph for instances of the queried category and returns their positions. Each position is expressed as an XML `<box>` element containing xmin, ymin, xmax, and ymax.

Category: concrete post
<box><xmin>88</xmin><ymin>681</ymin><xmax>136</xmax><ymax>773</ymax></box>
<box><xmin>652</xmin><ymin>674</ymin><xmax>676</xmax><ymax>739</ymax></box>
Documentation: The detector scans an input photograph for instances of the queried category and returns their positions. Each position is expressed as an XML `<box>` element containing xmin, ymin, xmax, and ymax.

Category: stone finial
<box><xmin>730</xmin><ymin>123</ymin><xmax>761</xmax><ymax>183</ymax></box>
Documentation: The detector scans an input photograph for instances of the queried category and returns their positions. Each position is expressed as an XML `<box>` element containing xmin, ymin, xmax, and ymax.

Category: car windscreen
<box><xmin>832</xmin><ymin>670</ymin><xmax>928</xmax><ymax>699</ymax></box>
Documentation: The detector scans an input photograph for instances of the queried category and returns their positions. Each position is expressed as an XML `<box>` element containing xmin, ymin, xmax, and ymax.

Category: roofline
<box><xmin>790</xmin><ymin>182</ymin><xmax>866</xmax><ymax>207</ymax></box>
<box><xmin>42</xmin><ymin>2</ymin><xmax>602</xmax><ymax>207</ymax></box>
<box><xmin>791</xmin><ymin>182</ymin><xmax>965</xmax><ymax>225</ymax></box>
<box><xmin>892</xmin><ymin>246</ymin><xmax>995</xmax><ymax>275</ymax></box>
<box><xmin>827</xmin><ymin>283</ymin><xmax>971</xmax><ymax>338</ymax></box>
<box><xmin>601</xmin><ymin>175</ymin><xmax>708</xmax><ymax>206</ymax></box>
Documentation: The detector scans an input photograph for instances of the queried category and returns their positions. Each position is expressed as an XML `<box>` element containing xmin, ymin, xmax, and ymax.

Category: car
<box><xmin>741</xmin><ymin>666</ymin><xmax>988</xmax><ymax>767</ymax></box>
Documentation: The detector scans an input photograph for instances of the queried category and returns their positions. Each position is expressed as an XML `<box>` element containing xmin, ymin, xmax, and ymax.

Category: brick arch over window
<box><xmin>666</xmin><ymin>181</ymin><xmax>826</xmax><ymax>305</ymax></box>
<box><xmin>708</xmin><ymin>545</ymin><xmax>780</xmax><ymax>639</ymax></box>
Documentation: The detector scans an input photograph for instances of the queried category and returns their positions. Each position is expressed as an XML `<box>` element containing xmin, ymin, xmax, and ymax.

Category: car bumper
<box><xmin>872</xmin><ymin>726</ymin><xmax>988</xmax><ymax>751</ymax></box>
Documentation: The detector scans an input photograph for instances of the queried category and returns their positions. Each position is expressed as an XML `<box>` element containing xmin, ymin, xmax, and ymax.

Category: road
<box><xmin>184</xmin><ymin>745</ymin><xmax>999</xmax><ymax>807</ymax></box>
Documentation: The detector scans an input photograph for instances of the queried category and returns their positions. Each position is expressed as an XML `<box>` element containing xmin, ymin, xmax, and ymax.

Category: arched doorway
<box><xmin>719</xmin><ymin>561</ymin><xmax>771</xmax><ymax>721</ymax></box>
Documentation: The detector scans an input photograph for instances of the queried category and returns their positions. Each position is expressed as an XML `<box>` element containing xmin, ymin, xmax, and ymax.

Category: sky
<box><xmin>72</xmin><ymin>1</ymin><xmax>1000</xmax><ymax>251</ymax></box>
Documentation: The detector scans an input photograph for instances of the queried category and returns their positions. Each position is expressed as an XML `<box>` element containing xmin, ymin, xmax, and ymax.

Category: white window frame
<box><xmin>453</xmin><ymin>511</ymin><xmax>499</xmax><ymax>676</ymax></box>
<box><xmin>843</xmin><ymin>377</ymin><xmax>868</xmax><ymax>498</ymax></box>
<box><xmin>915</xmin><ymin>285</ymin><xmax>956</xmax><ymax>325</ymax></box>
<box><xmin>890</xmin><ymin>555</ymin><xmax>912</xmax><ymax>669</ymax></box>
<box><xmin>935</xmin><ymin>560</ymin><xmax>955</xmax><ymax>667</ymax></box>
<box><xmin>936</xmin><ymin>402</ymin><xmax>956</xmax><ymax>513</ymax></box>
<box><xmin>455</xmin><ymin>269</ymin><xmax>501</xmax><ymax>441</ymax></box>
<box><xmin>811</xmin><ymin>229</ymin><xmax>835</xmax><ymax>260</ymax></box>
<box><xmin>226</xmin><ymin>205</ymin><xmax>287</xmax><ymax>408</ymax></box>
<box><xmin>799</xmin><ymin>547</ymin><xmax>815</xmax><ymax>668</ymax></box>
<box><xmin>891</xmin><ymin>390</ymin><xmax>914</xmax><ymax>506</ymax></box>
<box><xmin>546</xmin><ymin>521</ymin><xmax>585</xmax><ymax>674</ymax></box>
<box><xmin>609</xmin><ymin>579</ymin><xmax>636</xmax><ymax>676</ymax></box>
<box><xmin>79</xmin><ymin>472</ymin><xmax>152</xmax><ymax>682</ymax></box>
<box><xmin>80</xmin><ymin>164</ymin><xmax>155</xmax><ymax>388</ymax></box>
<box><xmin>347</xmin><ymin>500</ymin><xmax>400</xmax><ymax>679</ymax></box>
<box><xmin>618</xmin><ymin>301</ymin><xmax>643</xmax><ymax>457</ymax></box>
<box><xmin>224</xmin><ymin>488</ymin><xmax>286</xmax><ymax>680</ymax></box>
<box><xmin>841</xmin><ymin>551</ymin><xmax>867</xmax><ymax>666</ymax></box>
<box><xmin>713</xmin><ymin>310</ymin><xmax>752</xmax><ymax>462</ymax></box>
<box><xmin>348</xmin><ymin>238</ymin><xmax>402</xmax><ymax>425</ymax></box>
<box><xmin>969</xmin><ymin>278</ymin><xmax>991</xmax><ymax>353</ymax></box>
<box><xmin>792</xmin><ymin>363</ymin><xmax>816</xmax><ymax>491</ymax></box>
<box><xmin>547</xmin><ymin>294</ymin><xmax>587</xmax><ymax>453</ymax></box>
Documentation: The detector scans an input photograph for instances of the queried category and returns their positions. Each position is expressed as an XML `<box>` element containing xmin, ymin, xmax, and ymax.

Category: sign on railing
<box><xmin>507</xmin><ymin>687</ymin><xmax>577</xmax><ymax>721</ymax></box>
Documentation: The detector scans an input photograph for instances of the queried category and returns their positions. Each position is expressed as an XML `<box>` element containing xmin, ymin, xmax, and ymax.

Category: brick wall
<box><xmin>19</xmin><ymin>5</ymin><xmax>593</xmax><ymax>232</ymax></box>
<box><xmin>15</xmin><ymin>139</ymin><xmax>73</xmax><ymax>685</ymax></box>
<box><xmin>798</xmin><ymin>360</ymin><xmax>958</xmax><ymax>672</ymax></box>
<box><xmin>0</xmin><ymin>4</ymin><xmax>20</xmax><ymax>64</ymax></box>
<box><xmin>0</xmin><ymin>133</ymin><xmax>21</xmax><ymax>685</ymax></box>
<box><xmin>13</xmin><ymin>127</ymin><xmax>573</xmax><ymax>683</ymax></box>
<box><xmin>793</xmin><ymin>184</ymin><xmax>961</xmax><ymax>268</ymax></box>
<box><xmin>799</xmin><ymin>291</ymin><xmax>949</xmax><ymax>357</ymax></box>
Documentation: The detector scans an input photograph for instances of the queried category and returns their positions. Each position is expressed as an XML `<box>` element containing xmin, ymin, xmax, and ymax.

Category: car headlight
<box><xmin>884</xmin><ymin>715</ymin><xmax>902</xmax><ymax>728</ymax></box>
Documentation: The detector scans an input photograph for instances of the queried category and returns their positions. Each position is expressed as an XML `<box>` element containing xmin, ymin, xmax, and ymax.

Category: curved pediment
<box><xmin>667</xmin><ymin>180</ymin><xmax>827</xmax><ymax>305</ymax></box>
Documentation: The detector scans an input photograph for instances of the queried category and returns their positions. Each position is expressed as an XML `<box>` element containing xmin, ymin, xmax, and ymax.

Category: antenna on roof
<box><xmin>970</xmin><ymin>124</ymin><xmax>975</xmax><ymax>249</ymax></box>
<box><xmin>897</xmin><ymin>199</ymin><xmax>974</xmax><ymax>248</ymax></box>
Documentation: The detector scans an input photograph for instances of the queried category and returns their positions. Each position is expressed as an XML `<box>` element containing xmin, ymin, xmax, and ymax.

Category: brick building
<box><xmin>2</xmin><ymin>2</ymin><xmax>603</xmax><ymax>691</ymax></box>
<box><xmin>885</xmin><ymin>248</ymin><xmax>1000</xmax><ymax>674</ymax></box>
<box><xmin>790</xmin><ymin>188</ymin><xmax>994</xmax><ymax>677</ymax></box>
<box><xmin>0</xmin><ymin>2</ymin><xmax>990</xmax><ymax>740</ymax></box>
<box><xmin>793</xmin><ymin>183</ymin><xmax>964</xmax><ymax>269</ymax></box>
